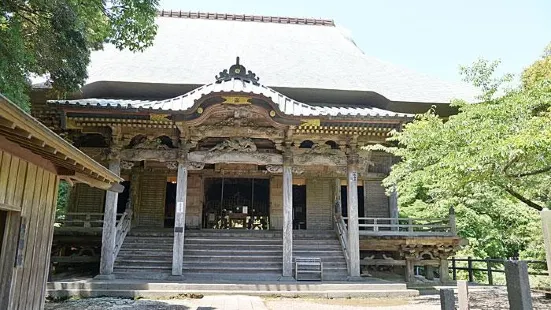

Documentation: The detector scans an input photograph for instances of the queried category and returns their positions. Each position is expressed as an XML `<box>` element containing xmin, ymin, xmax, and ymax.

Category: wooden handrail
<box><xmin>56</xmin><ymin>212</ymin><xmax>124</xmax><ymax>228</ymax></box>
<box><xmin>114</xmin><ymin>208</ymin><xmax>133</xmax><ymax>259</ymax></box>
<box><xmin>334</xmin><ymin>213</ymin><xmax>350</xmax><ymax>274</ymax></box>
<box><xmin>343</xmin><ymin>214</ymin><xmax>457</xmax><ymax>237</ymax></box>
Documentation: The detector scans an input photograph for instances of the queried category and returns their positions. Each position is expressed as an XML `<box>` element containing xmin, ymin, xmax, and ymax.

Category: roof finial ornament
<box><xmin>215</xmin><ymin>57</ymin><xmax>260</xmax><ymax>84</ymax></box>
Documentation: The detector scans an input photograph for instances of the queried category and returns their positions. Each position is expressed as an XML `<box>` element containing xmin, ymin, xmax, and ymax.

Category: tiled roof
<box><xmin>80</xmin><ymin>12</ymin><xmax>478</xmax><ymax>104</ymax></box>
<box><xmin>48</xmin><ymin>78</ymin><xmax>412</xmax><ymax>119</ymax></box>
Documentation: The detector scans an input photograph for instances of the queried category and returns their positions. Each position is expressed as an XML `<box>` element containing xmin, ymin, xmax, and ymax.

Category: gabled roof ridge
<box><xmin>157</xmin><ymin>10</ymin><xmax>335</xmax><ymax>26</ymax></box>
<box><xmin>48</xmin><ymin>78</ymin><xmax>413</xmax><ymax>119</ymax></box>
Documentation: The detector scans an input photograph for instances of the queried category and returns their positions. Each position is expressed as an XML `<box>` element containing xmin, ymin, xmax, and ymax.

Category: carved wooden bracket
<box><xmin>166</xmin><ymin>161</ymin><xmax>205</xmax><ymax>171</ymax></box>
<box><xmin>266</xmin><ymin>165</ymin><xmax>304</xmax><ymax>175</ymax></box>
<box><xmin>120</xmin><ymin>160</ymin><xmax>135</xmax><ymax>170</ymax></box>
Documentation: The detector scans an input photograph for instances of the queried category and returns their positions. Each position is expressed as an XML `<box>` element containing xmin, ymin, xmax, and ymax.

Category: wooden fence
<box><xmin>450</xmin><ymin>257</ymin><xmax>548</xmax><ymax>285</ymax></box>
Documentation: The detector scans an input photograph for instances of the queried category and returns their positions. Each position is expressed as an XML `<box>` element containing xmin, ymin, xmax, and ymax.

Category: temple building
<box><xmin>33</xmin><ymin>11</ymin><xmax>472</xmax><ymax>283</ymax></box>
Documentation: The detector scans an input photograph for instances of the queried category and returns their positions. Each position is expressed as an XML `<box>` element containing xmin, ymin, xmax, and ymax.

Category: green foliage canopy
<box><xmin>380</xmin><ymin>45</ymin><xmax>551</xmax><ymax>259</ymax></box>
<box><xmin>0</xmin><ymin>0</ymin><xmax>159</xmax><ymax>110</ymax></box>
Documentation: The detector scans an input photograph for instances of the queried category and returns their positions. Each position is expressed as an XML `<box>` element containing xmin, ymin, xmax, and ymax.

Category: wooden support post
<box><xmin>84</xmin><ymin>214</ymin><xmax>91</xmax><ymax>228</ymax></box>
<box><xmin>389</xmin><ymin>189</ymin><xmax>398</xmax><ymax>218</ymax></box>
<box><xmin>172</xmin><ymin>160</ymin><xmax>188</xmax><ymax>276</ymax></box>
<box><xmin>440</xmin><ymin>257</ymin><xmax>450</xmax><ymax>283</ymax></box>
<box><xmin>347</xmin><ymin>152</ymin><xmax>360</xmax><ymax>279</ymax></box>
<box><xmin>457</xmin><ymin>280</ymin><xmax>470</xmax><ymax>310</ymax></box>
<box><xmin>282</xmin><ymin>151</ymin><xmax>293</xmax><ymax>278</ymax></box>
<box><xmin>334</xmin><ymin>178</ymin><xmax>342</xmax><ymax>215</ymax></box>
<box><xmin>98</xmin><ymin>158</ymin><xmax>120</xmax><ymax>279</ymax></box>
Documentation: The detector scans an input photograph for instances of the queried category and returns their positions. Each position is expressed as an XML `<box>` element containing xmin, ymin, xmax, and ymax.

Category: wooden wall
<box><xmin>68</xmin><ymin>183</ymin><xmax>104</xmax><ymax>213</ymax></box>
<box><xmin>0</xmin><ymin>150</ymin><xmax>59</xmax><ymax>310</ymax></box>
<box><xmin>269</xmin><ymin>176</ymin><xmax>283</xmax><ymax>229</ymax></box>
<box><xmin>364</xmin><ymin>179</ymin><xmax>390</xmax><ymax>218</ymax></box>
<box><xmin>306</xmin><ymin>178</ymin><xmax>333</xmax><ymax>230</ymax></box>
<box><xmin>134</xmin><ymin>167</ymin><xmax>167</xmax><ymax>227</ymax></box>
<box><xmin>186</xmin><ymin>173</ymin><xmax>203</xmax><ymax>229</ymax></box>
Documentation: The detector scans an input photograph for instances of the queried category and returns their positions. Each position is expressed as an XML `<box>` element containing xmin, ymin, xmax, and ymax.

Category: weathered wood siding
<box><xmin>0</xmin><ymin>150</ymin><xmax>59</xmax><ymax>310</ymax></box>
<box><xmin>68</xmin><ymin>183</ymin><xmax>105</xmax><ymax>213</ymax></box>
<box><xmin>270</xmin><ymin>176</ymin><xmax>283</xmax><ymax>229</ymax></box>
<box><xmin>364</xmin><ymin>179</ymin><xmax>390</xmax><ymax>218</ymax></box>
<box><xmin>135</xmin><ymin>168</ymin><xmax>167</xmax><ymax>227</ymax></box>
<box><xmin>306</xmin><ymin>178</ymin><xmax>333</xmax><ymax>230</ymax></box>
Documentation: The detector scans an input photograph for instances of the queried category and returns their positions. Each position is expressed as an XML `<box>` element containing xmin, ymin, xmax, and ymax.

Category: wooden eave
<box><xmin>0</xmin><ymin>95</ymin><xmax>123</xmax><ymax>191</ymax></box>
<box><xmin>47</xmin><ymin>92</ymin><xmax>410</xmax><ymax>135</ymax></box>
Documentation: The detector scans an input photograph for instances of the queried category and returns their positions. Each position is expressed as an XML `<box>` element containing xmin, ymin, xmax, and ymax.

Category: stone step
<box><xmin>181</xmin><ymin>249</ymin><xmax>284</xmax><ymax>256</ymax></box>
<box><xmin>116</xmin><ymin>261</ymin><xmax>285</xmax><ymax>269</ymax></box>
<box><xmin>48</xmin><ymin>281</ymin><xmax>410</xmax><ymax>292</ymax></box>
<box><xmin>46</xmin><ymin>278</ymin><xmax>418</xmax><ymax>299</ymax></box>
<box><xmin>123</xmin><ymin>238</ymin><xmax>340</xmax><ymax>246</ymax></box>
<box><xmin>48</xmin><ymin>288</ymin><xmax>419</xmax><ymax>299</ymax></box>
<box><xmin>121</xmin><ymin>244</ymin><xmax>343</xmax><ymax>252</ymax></box>
<box><xmin>116</xmin><ymin>228</ymin><xmax>347</xmax><ymax>282</ymax></box>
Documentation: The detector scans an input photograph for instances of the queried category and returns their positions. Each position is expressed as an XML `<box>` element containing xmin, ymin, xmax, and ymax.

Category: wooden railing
<box><xmin>114</xmin><ymin>208</ymin><xmax>133</xmax><ymax>259</ymax></box>
<box><xmin>343</xmin><ymin>208</ymin><xmax>457</xmax><ymax>237</ymax></box>
<box><xmin>334</xmin><ymin>213</ymin><xmax>350</xmax><ymax>273</ymax></box>
<box><xmin>56</xmin><ymin>212</ymin><xmax>124</xmax><ymax>228</ymax></box>
<box><xmin>451</xmin><ymin>257</ymin><xmax>548</xmax><ymax>285</ymax></box>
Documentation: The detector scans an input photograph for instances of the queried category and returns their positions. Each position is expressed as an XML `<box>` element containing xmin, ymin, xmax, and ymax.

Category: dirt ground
<box><xmin>45</xmin><ymin>287</ymin><xmax>551</xmax><ymax>310</ymax></box>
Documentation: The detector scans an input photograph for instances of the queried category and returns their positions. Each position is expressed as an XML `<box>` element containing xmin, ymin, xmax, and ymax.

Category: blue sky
<box><xmin>159</xmin><ymin>0</ymin><xmax>550</xmax><ymax>83</ymax></box>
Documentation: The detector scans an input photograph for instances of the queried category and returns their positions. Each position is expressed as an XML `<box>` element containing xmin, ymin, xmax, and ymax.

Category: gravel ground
<box><xmin>45</xmin><ymin>287</ymin><xmax>551</xmax><ymax>310</ymax></box>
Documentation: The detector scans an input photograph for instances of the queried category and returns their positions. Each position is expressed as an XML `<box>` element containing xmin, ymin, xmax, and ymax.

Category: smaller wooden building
<box><xmin>0</xmin><ymin>95</ymin><xmax>122</xmax><ymax>310</ymax></box>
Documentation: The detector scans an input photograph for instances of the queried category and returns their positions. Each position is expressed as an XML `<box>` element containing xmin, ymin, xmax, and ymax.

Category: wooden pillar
<box><xmin>347</xmin><ymin>152</ymin><xmax>361</xmax><ymax>278</ymax></box>
<box><xmin>389</xmin><ymin>190</ymin><xmax>398</xmax><ymax>218</ymax></box>
<box><xmin>172</xmin><ymin>160</ymin><xmax>188</xmax><ymax>276</ymax></box>
<box><xmin>98</xmin><ymin>158</ymin><xmax>120</xmax><ymax>278</ymax></box>
<box><xmin>362</xmin><ymin>180</ymin><xmax>368</xmax><ymax>217</ymax></box>
<box><xmin>282</xmin><ymin>152</ymin><xmax>293</xmax><ymax>278</ymax></box>
<box><xmin>334</xmin><ymin>178</ymin><xmax>342</xmax><ymax>215</ymax></box>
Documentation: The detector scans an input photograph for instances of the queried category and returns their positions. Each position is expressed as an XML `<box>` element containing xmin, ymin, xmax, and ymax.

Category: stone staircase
<box><xmin>114</xmin><ymin>229</ymin><xmax>348</xmax><ymax>281</ymax></box>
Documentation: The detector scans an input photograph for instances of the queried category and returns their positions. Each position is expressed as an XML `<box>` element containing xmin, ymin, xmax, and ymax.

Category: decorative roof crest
<box><xmin>215</xmin><ymin>57</ymin><xmax>260</xmax><ymax>84</ymax></box>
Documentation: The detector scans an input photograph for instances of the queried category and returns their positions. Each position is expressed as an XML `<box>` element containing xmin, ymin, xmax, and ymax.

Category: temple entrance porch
<box><xmin>203</xmin><ymin>177</ymin><xmax>270</xmax><ymax>230</ymax></box>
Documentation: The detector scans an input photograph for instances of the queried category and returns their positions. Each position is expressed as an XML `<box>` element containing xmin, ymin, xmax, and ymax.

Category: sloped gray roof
<box><xmin>49</xmin><ymin>78</ymin><xmax>411</xmax><ymax>118</ymax></box>
<box><xmin>82</xmin><ymin>11</ymin><xmax>477</xmax><ymax>104</ymax></box>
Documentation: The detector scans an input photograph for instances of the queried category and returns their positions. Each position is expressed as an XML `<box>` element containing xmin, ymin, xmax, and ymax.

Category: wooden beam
<box><xmin>0</xmin><ymin>117</ymin><xmax>16</xmax><ymax>129</ymax></box>
<box><xmin>0</xmin><ymin>202</ymin><xmax>21</xmax><ymax>212</ymax></box>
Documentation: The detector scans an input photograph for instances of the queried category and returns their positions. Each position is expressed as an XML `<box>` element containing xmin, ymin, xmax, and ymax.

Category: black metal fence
<box><xmin>451</xmin><ymin>257</ymin><xmax>548</xmax><ymax>285</ymax></box>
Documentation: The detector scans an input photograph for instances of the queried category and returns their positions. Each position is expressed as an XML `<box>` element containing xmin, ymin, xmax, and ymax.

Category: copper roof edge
<box><xmin>157</xmin><ymin>10</ymin><xmax>335</xmax><ymax>26</ymax></box>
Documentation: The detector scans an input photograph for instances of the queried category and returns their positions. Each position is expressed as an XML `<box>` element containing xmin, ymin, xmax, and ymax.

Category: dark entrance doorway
<box><xmin>340</xmin><ymin>185</ymin><xmax>365</xmax><ymax>218</ymax></box>
<box><xmin>116</xmin><ymin>181</ymin><xmax>131</xmax><ymax>213</ymax></box>
<box><xmin>203</xmin><ymin>178</ymin><xmax>269</xmax><ymax>229</ymax></box>
<box><xmin>165</xmin><ymin>182</ymin><xmax>177</xmax><ymax>227</ymax></box>
<box><xmin>292</xmin><ymin>185</ymin><xmax>306</xmax><ymax>229</ymax></box>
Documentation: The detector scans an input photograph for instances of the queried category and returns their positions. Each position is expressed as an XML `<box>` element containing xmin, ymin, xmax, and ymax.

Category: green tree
<box><xmin>522</xmin><ymin>43</ymin><xmax>551</xmax><ymax>90</ymax></box>
<box><xmin>379</xmin><ymin>44</ymin><xmax>551</xmax><ymax>259</ymax></box>
<box><xmin>0</xmin><ymin>0</ymin><xmax>159</xmax><ymax>110</ymax></box>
